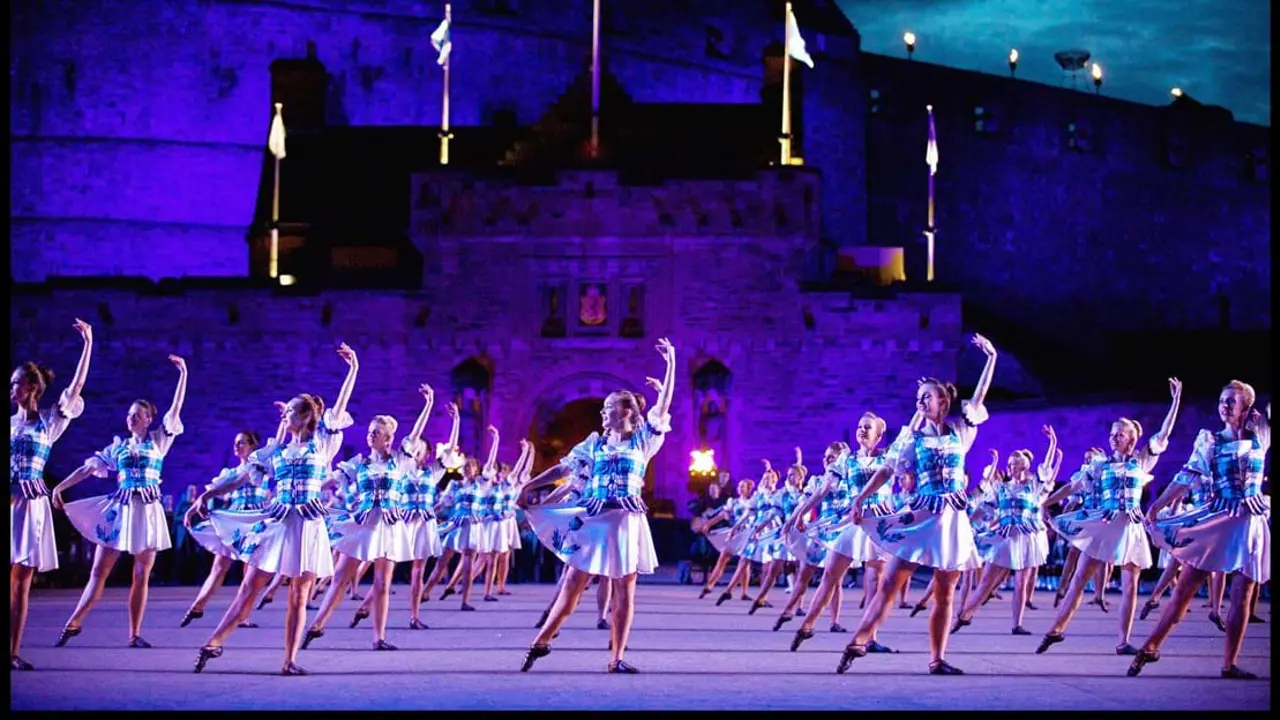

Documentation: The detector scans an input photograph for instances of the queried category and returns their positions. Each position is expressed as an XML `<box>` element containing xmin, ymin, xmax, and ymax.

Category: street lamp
<box><xmin>1009</xmin><ymin>48</ymin><xmax>1019</xmax><ymax>78</ymax></box>
<box><xmin>904</xmin><ymin>32</ymin><xmax>916</xmax><ymax>60</ymax></box>
<box><xmin>1091</xmin><ymin>62</ymin><xmax>1103</xmax><ymax>94</ymax></box>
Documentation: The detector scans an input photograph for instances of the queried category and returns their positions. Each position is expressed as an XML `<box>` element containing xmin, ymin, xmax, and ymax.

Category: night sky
<box><xmin>837</xmin><ymin>0</ymin><xmax>1271</xmax><ymax>126</ymax></box>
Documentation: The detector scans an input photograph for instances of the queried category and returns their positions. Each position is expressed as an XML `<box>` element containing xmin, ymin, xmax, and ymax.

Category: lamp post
<box><xmin>1091</xmin><ymin>62</ymin><xmax>1103</xmax><ymax>94</ymax></box>
<box><xmin>1009</xmin><ymin>48</ymin><xmax>1018</xmax><ymax>78</ymax></box>
<box><xmin>904</xmin><ymin>32</ymin><xmax>916</xmax><ymax>60</ymax></box>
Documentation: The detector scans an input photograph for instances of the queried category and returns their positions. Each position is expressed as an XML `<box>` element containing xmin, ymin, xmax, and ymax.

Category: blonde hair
<box><xmin>1114</xmin><ymin>417</ymin><xmax>1144</xmax><ymax>441</ymax></box>
<box><xmin>370</xmin><ymin>414</ymin><xmax>399</xmax><ymax>434</ymax></box>
<box><xmin>1223</xmin><ymin>380</ymin><xmax>1257</xmax><ymax>410</ymax></box>
<box><xmin>859</xmin><ymin>412</ymin><xmax>887</xmax><ymax>439</ymax></box>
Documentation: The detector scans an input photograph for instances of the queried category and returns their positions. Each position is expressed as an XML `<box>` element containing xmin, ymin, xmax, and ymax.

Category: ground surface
<box><xmin>10</xmin><ymin>581</ymin><xmax>1270</xmax><ymax>711</ymax></box>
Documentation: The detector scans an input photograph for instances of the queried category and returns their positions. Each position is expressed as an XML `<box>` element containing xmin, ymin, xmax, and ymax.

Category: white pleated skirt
<box><xmin>707</xmin><ymin>525</ymin><xmax>750</xmax><ymax>556</ymax></box>
<box><xmin>1156</xmin><ymin>548</ymin><xmax>1174</xmax><ymax>570</ymax></box>
<box><xmin>190</xmin><ymin>516</ymin><xmax>238</xmax><ymax>559</ymax></box>
<box><xmin>442</xmin><ymin>519</ymin><xmax>488</xmax><ymax>553</ymax></box>
<box><xmin>975</xmin><ymin>528</ymin><xmax>1049</xmax><ymax>571</ymax></box>
<box><xmin>785</xmin><ymin>525</ymin><xmax>830</xmax><ymax>567</ymax></box>
<box><xmin>526</xmin><ymin>502</ymin><xmax>658</xmax><ymax>578</ymax></box>
<box><xmin>1053</xmin><ymin>509</ymin><xmax>1152</xmax><ymax>570</ymax></box>
<box><xmin>1149</xmin><ymin>501</ymin><xmax>1270</xmax><ymax>584</ymax></box>
<box><xmin>328</xmin><ymin>511</ymin><xmax>415</xmax><ymax>563</ymax></box>
<box><xmin>208</xmin><ymin>509</ymin><xmax>334</xmax><ymax>579</ymax></box>
<box><xmin>502</xmin><ymin>517</ymin><xmax>522</xmax><ymax>550</ymax></box>
<box><xmin>404</xmin><ymin>516</ymin><xmax>443</xmax><ymax>560</ymax></box>
<box><xmin>856</xmin><ymin>502</ymin><xmax>982</xmax><ymax>572</ymax></box>
<box><xmin>64</xmin><ymin>494</ymin><xmax>172</xmax><ymax>555</ymax></box>
<box><xmin>483</xmin><ymin>518</ymin><xmax>511</xmax><ymax>553</ymax></box>
<box><xmin>11</xmin><ymin>496</ymin><xmax>60</xmax><ymax>572</ymax></box>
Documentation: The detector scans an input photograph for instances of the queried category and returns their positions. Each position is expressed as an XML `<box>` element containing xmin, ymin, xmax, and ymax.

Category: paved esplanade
<box><xmin>11</xmin><ymin>583</ymin><xmax>1270</xmax><ymax>710</ymax></box>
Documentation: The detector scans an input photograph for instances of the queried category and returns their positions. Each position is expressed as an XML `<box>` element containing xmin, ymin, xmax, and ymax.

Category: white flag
<box><xmin>786</xmin><ymin>6</ymin><xmax>815</xmax><ymax>68</ymax></box>
<box><xmin>431</xmin><ymin>17</ymin><xmax>452</xmax><ymax>66</ymax></box>
<box><xmin>926</xmin><ymin>106</ymin><xmax>939</xmax><ymax>176</ymax></box>
<box><xmin>268</xmin><ymin>105</ymin><xmax>286</xmax><ymax>160</ymax></box>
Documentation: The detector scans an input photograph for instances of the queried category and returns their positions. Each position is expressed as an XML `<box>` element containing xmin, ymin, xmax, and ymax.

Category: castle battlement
<box><xmin>411</xmin><ymin>168</ymin><xmax>822</xmax><ymax>239</ymax></box>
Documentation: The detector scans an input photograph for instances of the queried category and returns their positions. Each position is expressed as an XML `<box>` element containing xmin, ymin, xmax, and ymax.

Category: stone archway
<box><xmin>524</xmin><ymin>372</ymin><xmax>657</xmax><ymax>504</ymax></box>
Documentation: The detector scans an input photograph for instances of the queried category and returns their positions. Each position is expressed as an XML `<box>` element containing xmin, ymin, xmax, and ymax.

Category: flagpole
<box><xmin>590</xmin><ymin>0</ymin><xmax>601</xmax><ymax>159</ymax></box>
<box><xmin>439</xmin><ymin>3</ymin><xmax>452</xmax><ymax>166</ymax></box>
<box><xmin>270</xmin><ymin>102</ymin><xmax>282</xmax><ymax>279</ymax></box>
<box><xmin>925</xmin><ymin>104</ymin><xmax>936</xmax><ymax>283</ymax></box>
<box><xmin>780</xmin><ymin>1</ymin><xmax>793</xmax><ymax>166</ymax></box>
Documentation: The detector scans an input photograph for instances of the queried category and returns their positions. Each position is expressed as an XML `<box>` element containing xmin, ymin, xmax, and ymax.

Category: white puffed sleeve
<box><xmin>314</xmin><ymin>408</ymin><xmax>354</xmax><ymax>463</ymax></box>
<box><xmin>882</xmin><ymin>425</ymin><xmax>918</xmax><ymax>477</ymax></box>
<box><xmin>1173</xmin><ymin>429</ymin><xmax>1215</xmax><ymax>487</ymax></box>
<box><xmin>560</xmin><ymin>432</ymin><xmax>600</xmax><ymax>470</ymax></box>
<box><xmin>85</xmin><ymin>437</ymin><xmax>126</xmax><ymax>478</ymax></box>
<box><xmin>247</xmin><ymin>441</ymin><xmax>281</xmax><ymax>485</ymax></box>
<box><xmin>956</xmin><ymin>400</ymin><xmax>988</xmax><ymax>452</ymax></box>
<box><xmin>148</xmin><ymin>412</ymin><xmax>185</xmax><ymax>458</ymax></box>
<box><xmin>44</xmin><ymin>387</ymin><xmax>85</xmax><ymax>444</ymax></box>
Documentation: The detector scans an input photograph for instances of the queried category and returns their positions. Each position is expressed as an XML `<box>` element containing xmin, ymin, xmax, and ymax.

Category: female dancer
<box><xmin>1139</xmin><ymin>495</ymin><xmax>1196</xmax><ymax>620</ymax></box>
<box><xmin>10</xmin><ymin>318</ymin><xmax>93</xmax><ymax>671</ymax></box>
<box><xmin>530</xmin><ymin>455</ymin><xmax>616</xmax><ymax>633</ymax></box>
<box><xmin>698</xmin><ymin>478</ymin><xmax>756</xmax><ymax>599</ymax></box>
<box><xmin>951</xmin><ymin>426</ymin><xmax>1063</xmax><ymax>635</ymax></box>
<box><xmin>520</xmin><ymin>337</ymin><xmax>676</xmax><ymax>674</ymax></box>
<box><xmin>716</xmin><ymin>465</ymin><xmax>781</xmax><ymax>607</ymax></box>
<box><xmin>1038</xmin><ymin>378</ymin><xmax>1182</xmax><ymax>656</ymax></box>
<box><xmin>400</xmin><ymin>400</ymin><xmax>457</xmax><ymax>628</ymax></box>
<box><xmin>491</xmin><ymin>444</ymin><xmax>533</xmax><ymax>596</ymax></box>
<box><xmin>786</xmin><ymin>414</ymin><xmax>903</xmax><ymax>653</ymax></box>
<box><xmin>431</xmin><ymin>426</ymin><xmax>500</xmax><ymax>610</ymax></box>
<box><xmin>53</xmin><ymin>354</ymin><xmax>188</xmax><ymax>649</ymax></box>
<box><xmin>1128</xmin><ymin>387</ymin><xmax>1268</xmax><ymax>679</ymax></box>
<box><xmin>1051</xmin><ymin>449</ymin><xmax>1114</xmax><ymax>611</ymax></box>
<box><xmin>185</xmin><ymin>342</ymin><xmax>358</xmax><ymax>675</ymax></box>
<box><xmin>835</xmin><ymin>333</ymin><xmax>998</xmax><ymax>676</ymax></box>
<box><xmin>181</xmin><ymin>422</ymin><xmax>287</xmax><ymax>628</ymax></box>
<box><xmin>748</xmin><ymin>460</ymin><xmax>807</xmax><ymax>614</ymax></box>
<box><xmin>440</xmin><ymin>435</ymin><xmax>515</xmax><ymax>603</ymax></box>
<box><xmin>302</xmin><ymin>383</ymin><xmax>434</xmax><ymax>650</ymax></box>
<box><xmin>775</xmin><ymin>447</ymin><xmax>838</xmax><ymax>626</ymax></box>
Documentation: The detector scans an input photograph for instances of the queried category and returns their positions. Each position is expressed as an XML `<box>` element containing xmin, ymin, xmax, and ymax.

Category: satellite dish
<box><xmin>1054</xmin><ymin>50</ymin><xmax>1091</xmax><ymax>71</ymax></box>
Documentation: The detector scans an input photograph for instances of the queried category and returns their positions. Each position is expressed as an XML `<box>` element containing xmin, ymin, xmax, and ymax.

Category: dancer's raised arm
<box><xmin>331</xmin><ymin>343</ymin><xmax>360</xmax><ymax>420</ymax></box>
<box><xmin>968</xmin><ymin>334</ymin><xmax>998</xmax><ymax>409</ymax></box>
<box><xmin>650</xmin><ymin>337</ymin><xmax>676</xmax><ymax>419</ymax></box>
<box><xmin>1151</xmin><ymin>378</ymin><xmax>1183</xmax><ymax>449</ymax></box>
<box><xmin>65</xmin><ymin>319</ymin><xmax>93</xmax><ymax>405</ymax></box>
<box><xmin>483</xmin><ymin>425</ymin><xmax>501</xmax><ymax>476</ymax></box>
<box><xmin>164</xmin><ymin>355</ymin><xmax>189</xmax><ymax>430</ymax></box>
<box><xmin>405</xmin><ymin>383</ymin><xmax>435</xmax><ymax>450</ymax></box>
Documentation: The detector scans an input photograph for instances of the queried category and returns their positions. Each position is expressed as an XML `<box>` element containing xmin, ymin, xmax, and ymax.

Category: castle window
<box><xmin>869</xmin><ymin>88</ymin><xmax>881</xmax><ymax>115</ymax></box>
<box><xmin>1164</xmin><ymin>135</ymin><xmax>1186</xmax><ymax>168</ymax></box>
<box><xmin>1065</xmin><ymin>119</ymin><xmax>1093</xmax><ymax>152</ymax></box>
<box><xmin>1245</xmin><ymin>149</ymin><xmax>1269</xmax><ymax>183</ymax></box>
<box><xmin>705</xmin><ymin>24</ymin><xmax>730</xmax><ymax>60</ymax></box>
<box><xmin>481</xmin><ymin>0</ymin><xmax>519</xmax><ymax>15</ymax></box>
<box><xmin>973</xmin><ymin>106</ymin><xmax>986</xmax><ymax>133</ymax></box>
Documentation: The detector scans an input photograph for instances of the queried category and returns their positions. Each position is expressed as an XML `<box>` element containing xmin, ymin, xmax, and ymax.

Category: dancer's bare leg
<box><xmin>751</xmin><ymin>560</ymin><xmax>785</xmax><ymax>611</ymax></box>
<box><xmin>201</xmin><ymin>566</ymin><xmax>273</xmax><ymax>649</ymax></box>
<box><xmin>596</xmin><ymin>576</ymin><xmax>613</xmax><ymax>625</ymax></box>
<box><xmin>283</xmin><ymin>573</ymin><xmax>316</xmax><ymax>670</ymax></box>
<box><xmin>126</xmin><ymin>549</ymin><xmax>158</xmax><ymax>639</ymax></box>
<box><xmin>608</xmin><ymin>574</ymin><xmax>639</xmax><ymax>666</ymax></box>
<box><xmin>1044</xmin><ymin>556</ymin><xmax>1101</xmax><ymax>642</ymax></box>
<box><xmin>308</xmin><ymin>554</ymin><xmax>359</xmax><ymax>632</ymax></box>
<box><xmin>189</xmin><ymin>555</ymin><xmax>236</xmax><ymax>615</ymax></box>
<box><xmin>532</xmin><ymin>567</ymin><xmax>592</xmax><ymax>645</ymax></box>
<box><xmin>701</xmin><ymin>551</ymin><xmax>733</xmax><ymax>593</ymax></box>
<box><xmin>10</xmin><ymin>564</ymin><xmax>37</xmax><ymax>662</ymax></box>
<box><xmin>1056</xmin><ymin>546</ymin><xmax>1080</xmax><ymax>605</ymax></box>
<box><xmin>423</xmin><ymin>549</ymin><xmax>456</xmax><ymax>599</ymax></box>
<box><xmin>370</xmin><ymin>558</ymin><xmax>394</xmax><ymax>643</ymax></box>
<box><xmin>63</xmin><ymin>545</ymin><xmax>122</xmax><ymax>634</ymax></box>
<box><xmin>408</xmin><ymin>559</ymin><xmax>429</xmax><ymax>625</ymax></box>
<box><xmin>458</xmin><ymin>551</ymin><xmax>478</xmax><ymax>608</ymax></box>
